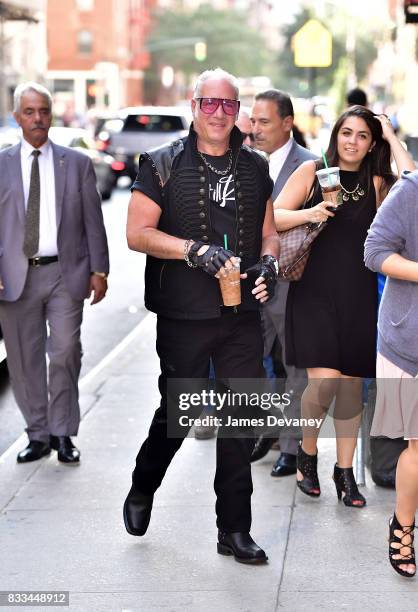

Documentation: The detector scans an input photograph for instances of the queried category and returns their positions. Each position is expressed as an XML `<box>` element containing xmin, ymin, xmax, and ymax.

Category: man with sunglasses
<box><xmin>250</xmin><ymin>89</ymin><xmax>317</xmax><ymax>476</ymax></box>
<box><xmin>123</xmin><ymin>68</ymin><xmax>279</xmax><ymax>564</ymax></box>
<box><xmin>235</xmin><ymin>109</ymin><xmax>255</xmax><ymax>148</ymax></box>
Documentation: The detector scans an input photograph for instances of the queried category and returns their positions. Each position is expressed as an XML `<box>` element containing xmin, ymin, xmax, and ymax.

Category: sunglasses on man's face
<box><xmin>242</xmin><ymin>132</ymin><xmax>255</xmax><ymax>142</ymax></box>
<box><xmin>196</xmin><ymin>97</ymin><xmax>240</xmax><ymax>116</ymax></box>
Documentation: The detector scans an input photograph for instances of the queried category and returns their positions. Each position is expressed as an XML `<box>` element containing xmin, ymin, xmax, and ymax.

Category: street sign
<box><xmin>293</xmin><ymin>19</ymin><xmax>332</xmax><ymax>68</ymax></box>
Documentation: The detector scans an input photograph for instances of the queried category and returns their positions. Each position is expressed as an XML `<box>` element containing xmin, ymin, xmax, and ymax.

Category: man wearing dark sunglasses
<box><xmin>123</xmin><ymin>68</ymin><xmax>279</xmax><ymax>565</ymax></box>
<box><xmin>236</xmin><ymin>109</ymin><xmax>255</xmax><ymax>148</ymax></box>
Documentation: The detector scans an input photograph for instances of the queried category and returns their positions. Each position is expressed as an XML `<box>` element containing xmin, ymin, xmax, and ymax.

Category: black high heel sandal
<box><xmin>388</xmin><ymin>513</ymin><xmax>416</xmax><ymax>578</ymax></box>
<box><xmin>296</xmin><ymin>443</ymin><xmax>320</xmax><ymax>497</ymax></box>
<box><xmin>333</xmin><ymin>464</ymin><xmax>366</xmax><ymax>507</ymax></box>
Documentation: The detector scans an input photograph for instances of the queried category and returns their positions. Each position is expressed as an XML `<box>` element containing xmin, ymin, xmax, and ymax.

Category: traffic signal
<box><xmin>405</xmin><ymin>0</ymin><xmax>418</xmax><ymax>23</ymax></box>
<box><xmin>194</xmin><ymin>41</ymin><xmax>207</xmax><ymax>62</ymax></box>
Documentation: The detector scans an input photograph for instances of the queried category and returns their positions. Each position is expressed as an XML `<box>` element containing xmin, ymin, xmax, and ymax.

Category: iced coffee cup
<box><xmin>219</xmin><ymin>257</ymin><xmax>241</xmax><ymax>306</ymax></box>
<box><xmin>316</xmin><ymin>167</ymin><xmax>341</xmax><ymax>210</ymax></box>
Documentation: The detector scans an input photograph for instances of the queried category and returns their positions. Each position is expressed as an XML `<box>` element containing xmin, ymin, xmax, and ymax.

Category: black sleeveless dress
<box><xmin>285</xmin><ymin>170</ymin><xmax>377</xmax><ymax>378</ymax></box>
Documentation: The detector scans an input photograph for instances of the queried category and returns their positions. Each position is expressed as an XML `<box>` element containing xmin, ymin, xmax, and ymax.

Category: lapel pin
<box><xmin>59</xmin><ymin>159</ymin><xmax>64</xmax><ymax>167</ymax></box>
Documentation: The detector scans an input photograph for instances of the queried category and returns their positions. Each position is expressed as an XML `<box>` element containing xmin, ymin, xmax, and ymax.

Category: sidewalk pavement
<box><xmin>0</xmin><ymin>313</ymin><xmax>417</xmax><ymax>612</ymax></box>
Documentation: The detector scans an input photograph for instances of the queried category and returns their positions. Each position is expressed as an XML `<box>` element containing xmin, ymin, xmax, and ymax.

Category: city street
<box><xmin>0</xmin><ymin>186</ymin><xmax>146</xmax><ymax>455</ymax></box>
<box><xmin>0</xmin><ymin>1</ymin><xmax>417</xmax><ymax>610</ymax></box>
<box><xmin>1</xmin><ymin>307</ymin><xmax>416</xmax><ymax>612</ymax></box>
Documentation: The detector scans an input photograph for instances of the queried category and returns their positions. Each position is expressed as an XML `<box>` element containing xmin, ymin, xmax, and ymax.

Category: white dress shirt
<box><xmin>269</xmin><ymin>138</ymin><xmax>293</xmax><ymax>184</ymax></box>
<box><xmin>20</xmin><ymin>137</ymin><xmax>57</xmax><ymax>256</ymax></box>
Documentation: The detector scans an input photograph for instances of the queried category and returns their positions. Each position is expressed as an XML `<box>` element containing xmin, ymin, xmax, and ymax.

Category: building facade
<box><xmin>0</xmin><ymin>0</ymin><xmax>47</xmax><ymax>125</ymax></box>
<box><xmin>46</xmin><ymin>0</ymin><xmax>155</xmax><ymax>118</ymax></box>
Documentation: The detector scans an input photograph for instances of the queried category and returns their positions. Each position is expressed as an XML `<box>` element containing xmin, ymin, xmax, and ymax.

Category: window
<box><xmin>122</xmin><ymin>114</ymin><xmax>186</xmax><ymax>132</ymax></box>
<box><xmin>78</xmin><ymin>30</ymin><xmax>93</xmax><ymax>55</ymax></box>
<box><xmin>53</xmin><ymin>79</ymin><xmax>74</xmax><ymax>93</ymax></box>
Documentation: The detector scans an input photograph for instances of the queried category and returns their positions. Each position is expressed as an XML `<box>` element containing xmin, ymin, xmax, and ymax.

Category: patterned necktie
<box><xmin>23</xmin><ymin>149</ymin><xmax>41</xmax><ymax>258</ymax></box>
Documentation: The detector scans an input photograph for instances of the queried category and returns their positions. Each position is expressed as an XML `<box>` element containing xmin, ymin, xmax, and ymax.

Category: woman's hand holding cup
<box><xmin>305</xmin><ymin>201</ymin><xmax>335</xmax><ymax>224</ymax></box>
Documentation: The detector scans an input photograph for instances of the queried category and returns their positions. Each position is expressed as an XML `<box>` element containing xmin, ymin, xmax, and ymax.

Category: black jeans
<box><xmin>132</xmin><ymin>310</ymin><xmax>265</xmax><ymax>533</ymax></box>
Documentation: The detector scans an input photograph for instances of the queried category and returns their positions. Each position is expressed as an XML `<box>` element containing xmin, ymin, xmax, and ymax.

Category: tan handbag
<box><xmin>278</xmin><ymin>220</ymin><xmax>326</xmax><ymax>281</ymax></box>
<box><xmin>278</xmin><ymin>161</ymin><xmax>326</xmax><ymax>281</ymax></box>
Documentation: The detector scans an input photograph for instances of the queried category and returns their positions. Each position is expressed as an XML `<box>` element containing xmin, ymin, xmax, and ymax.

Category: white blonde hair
<box><xmin>194</xmin><ymin>68</ymin><xmax>239</xmax><ymax>99</ymax></box>
<box><xmin>14</xmin><ymin>82</ymin><xmax>52</xmax><ymax>113</ymax></box>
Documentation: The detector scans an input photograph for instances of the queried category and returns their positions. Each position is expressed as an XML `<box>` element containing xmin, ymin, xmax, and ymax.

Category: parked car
<box><xmin>49</xmin><ymin>127</ymin><xmax>116</xmax><ymax>200</ymax></box>
<box><xmin>95</xmin><ymin>106</ymin><xmax>191</xmax><ymax>182</ymax></box>
<box><xmin>0</xmin><ymin>127</ymin><xmax>20</xmax><ymax>150</ymax></box>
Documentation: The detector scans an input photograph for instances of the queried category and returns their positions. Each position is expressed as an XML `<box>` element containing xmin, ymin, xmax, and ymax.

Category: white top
<box><xmin>20</xmin><ymin>137</ymin><xmax>57</xmax><ymax>256</ymax></box>
<box><xmin>268</xmin><ymin>138</ymin><xmax>293</xmax><ymax>183</ymax></box>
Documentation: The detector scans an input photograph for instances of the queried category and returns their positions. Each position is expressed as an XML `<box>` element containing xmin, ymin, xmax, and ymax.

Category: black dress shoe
<box><xmin>250</xmin><ymin>435</ymin><xmax>278</xmax><ymax>462</ymax></box>
<box><xmin>123</xmin><ymin>486</ymin><xmax>154</xmax><ymax>536</ymax></box>
<box><xmin>271</xmin><ymin>452</ymin><xmax>297</xmax><ymax>477</ymax></box>
<box><xmin>217</xmin><ymin>531</ymin><xmax>268</xmax><ymax>564</ymax></box>
<box><xmin>17</xmin><ymin>440</ymin><xmax>51</xmax><ymax>463</ymax></box>
<box><xmin>49</xmin><ymin>435</ymin><xmax>80</xmax><ymax>464</ymax></box>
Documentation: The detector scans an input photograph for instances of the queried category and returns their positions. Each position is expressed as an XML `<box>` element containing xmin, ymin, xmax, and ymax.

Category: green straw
<box><xmin>321</xmin><ymin>148</ymin><xmax>329</xmax><ymax>169</ymax></box>
<box><xmin>224</xmin><ymin>234</ymin><xmax>228</xmax><ymax>249</ymax></box>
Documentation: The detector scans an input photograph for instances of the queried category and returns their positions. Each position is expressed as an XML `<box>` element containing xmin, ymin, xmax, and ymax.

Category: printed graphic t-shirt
<box><xmin>133</xmin><ymin>150</ymin><xmax>238</xmax><ymax>251</ymax></box>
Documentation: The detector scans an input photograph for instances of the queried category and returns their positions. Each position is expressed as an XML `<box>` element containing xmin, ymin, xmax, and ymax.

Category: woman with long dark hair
<box><xmin>273</xmin><ymin>106</ymin><xmax>415</xmax><ymax>507</ymax></box>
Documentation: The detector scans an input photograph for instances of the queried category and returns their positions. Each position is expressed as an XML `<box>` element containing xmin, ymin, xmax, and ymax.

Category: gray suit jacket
<box><xmin>0</xmin><ymin>142</ymin><xmax>109</xmax><ymax>302</ymax></box>
<box><xmin>263</xmin><ymin>140</ymin><xmax>317</xmax><ymax>356</ymax></box>
<box><xmin>271</xmin><ymin>139</ymin><xmax>318</xmax><ymax>202</ymax></box>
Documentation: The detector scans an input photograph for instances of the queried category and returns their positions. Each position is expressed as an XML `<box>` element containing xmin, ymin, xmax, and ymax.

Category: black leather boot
<box><xmin>217</xmin><ymin>531</ymin><xmax>268</xmax><ymax>564</ymax></box>
<box><xmin>123</xmin><ymin>486</ymin><xmax>154</xmax><ymax>536</ymax></box>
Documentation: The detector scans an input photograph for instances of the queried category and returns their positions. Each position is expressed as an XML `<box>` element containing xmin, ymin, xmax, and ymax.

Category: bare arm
<box><xmin>273</xmin><ymin>160</ymin><xmax>334</xmax><ymax>231</ymax></box>
<box><xmin>377</xmin><ymin>115</ymin><xmax>416</xmax><ymax>177</ymax></box>
<box><xmin>260</xmin><ymin>198</ymin><xmax>280</xmax><ymax>258</ymax></box>
<box><xmin>126</xmin><ymin>190</ymin><xmax>187</xmax><ymax>259</ymax></box>
<box><xmin>381</xmin><ymin>253</ymin><xmax>418</xmax><ymax>282</ymax></box>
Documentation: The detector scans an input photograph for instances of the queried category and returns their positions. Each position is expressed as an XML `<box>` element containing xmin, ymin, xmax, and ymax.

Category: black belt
<box><xmin>220</xmin><ymin>305</ymin><xmax>239</xmax><ymax>315</ymax></box>
<box><xmin>28</xmin><ymin>256</ymin><xmax>59</xmax><ymax>267</ymax></box>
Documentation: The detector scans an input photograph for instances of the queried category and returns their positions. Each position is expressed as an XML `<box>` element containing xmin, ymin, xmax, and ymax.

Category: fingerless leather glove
<box><xmin>188</xmin><ymin>241</ymin><xmax>236</xmax><ymax>277</ymax></box>
<box><xmin>244</xmin><ymin>255</ymin><xmax>278</xmax><ymax>301</ymax></box>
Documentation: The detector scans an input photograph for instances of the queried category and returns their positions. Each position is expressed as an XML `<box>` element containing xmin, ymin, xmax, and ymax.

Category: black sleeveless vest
<box><xmin>141</xmin><ymin>126</ymin><xmax>271</xmax><ymax>319</ymax></box>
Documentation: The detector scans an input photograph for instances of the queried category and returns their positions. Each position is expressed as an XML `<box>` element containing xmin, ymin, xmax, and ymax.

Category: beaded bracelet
<box><xmin>184</xmin><ymin>238</ymin><xmax>198</xmax><ymax>268</ymax></box>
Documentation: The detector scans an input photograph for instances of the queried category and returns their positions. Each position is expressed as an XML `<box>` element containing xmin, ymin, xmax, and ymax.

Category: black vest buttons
<box><xmin>239</xmin><ymin>229</ymin><xmax>244</xmax><ymax>235</ymax></box>
<box><xmin>238</xmin><ymin>205</ymin><xmax>244</xmax><ymax>212</ymax></box>
<box><xmin>199</xmin><ymin>188</ymin><xmax>205</xmax><ymax>195</ymax></box>
<box><xmin>198</xmin><ymin>200</ymin><xmax>204</xmax><ymax>206</ymax></box>
<box><xmin>239</xmin><ymin>240</ymin><xmax>244</xmax><ymax>246</ymax></box>
<box><xmin>239</xmin><ymin>251</ymin><xmax>244</xmax><ymax>257</ymax></box>
<box><xmin>200</xmin><ymin>224</ymin><xmax>207</xmax><ymax>230</ymax></box>
<box><xmin>236</xmin><ymin>181</ymin><xmax>241</xmax><ymax>187</ymax></box>
<box><xmin>237</xmin><ymin>191</ymin><xmax>243</xmax><ymax>198</ymax></box>
<box><xmin>202</xmin><ymin>235</ymin><xmax>209</xmax><ymax>242</ymax></box>
<box><xmin>199</xmin><ymin>212</ymin><xmax>205</xmax><ymax>218</ymax></box>
<box><xmin>198</xmin><ymin>165</ymin><xmax>204</xmax><ymax>172</ymax></box>
<box><xmin>200</xmin><ymin>176</ymin><xmax>205</xmax><ymax>183</ymax></box>
<box><xmin>239</xmin><ymin>217</ymin><xmax>244</xmax><ymax>223</ymax></box>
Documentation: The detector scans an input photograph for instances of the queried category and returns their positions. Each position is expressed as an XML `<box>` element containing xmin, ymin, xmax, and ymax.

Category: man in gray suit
<box><xmin>250</xmin><ymin>89</ymin><xmax>317</xmax><ymax>476</ymax></box>
<box><xmin>0</xmin><ymin>82</ymin><xmax>109</xmax><ymax>464</ymax></box>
